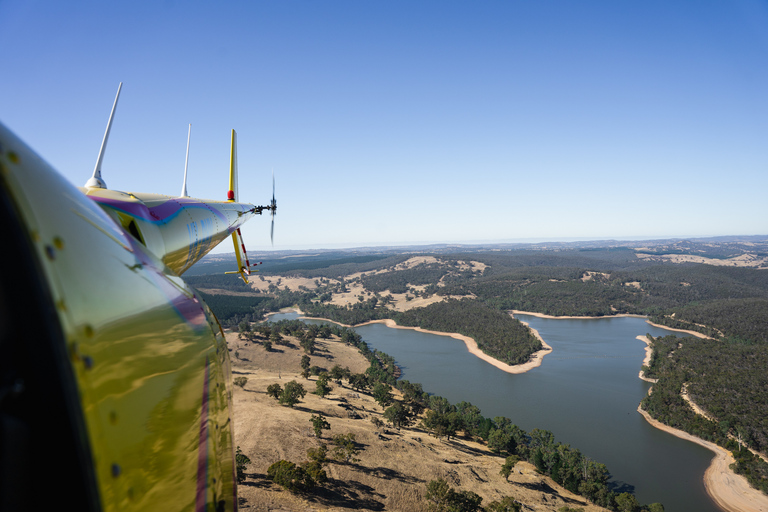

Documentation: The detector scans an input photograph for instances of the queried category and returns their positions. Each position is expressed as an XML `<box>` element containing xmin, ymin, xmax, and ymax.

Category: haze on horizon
<box><xmin>1</xmin><ymin>1</ymin><xmax>766</xmax><ymax>252</ymax></box>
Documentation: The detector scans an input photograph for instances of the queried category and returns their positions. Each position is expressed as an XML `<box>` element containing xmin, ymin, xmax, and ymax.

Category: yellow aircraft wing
<box><xmin>0</xmin><ymin>109</ymin><xmax>268</xmax><ymax>511</ymax></box>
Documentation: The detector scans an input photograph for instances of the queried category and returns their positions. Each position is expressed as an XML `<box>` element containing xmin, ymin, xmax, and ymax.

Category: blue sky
<box><xmin>2</xmin><ymin>1</ymin><xmax>767</xmax><ymax>251</ymax></box>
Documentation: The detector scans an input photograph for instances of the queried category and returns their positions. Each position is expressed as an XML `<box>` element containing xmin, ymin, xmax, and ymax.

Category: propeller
<box><xmin>249</xmin><ymin>171</ymin><xmax>277</xmax><ymax>244</ymax></box>
<box><xmin>270</xmin><ymin>170</ymin><xmax>277</xmax><ymax>244</ymax></box>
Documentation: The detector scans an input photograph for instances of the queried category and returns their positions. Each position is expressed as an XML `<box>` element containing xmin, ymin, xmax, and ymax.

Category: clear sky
<box><xmin>2</xmin><ymin>1</ymin><xmax>767</xmax><ymax>251</ymax></box>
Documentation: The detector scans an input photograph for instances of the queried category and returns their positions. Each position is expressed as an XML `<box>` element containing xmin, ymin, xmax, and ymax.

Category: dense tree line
<box><xmin>186</xmin><ymin>273</ymin><xmax>253</xmax><ymax>292</ymax></box>
<box><xmin>196</xmin><ymin>291</ymin><xmax>268</xmax><ymax>321</ymax></box>
<box><xmin>301</xmin><ymin>298</ymin><xmax>393</xmax><ymax>325</ymax></box>
<box><xmin>651</xmin><ymin>298</ymin><xmax>768</xmax><ymax>344</ymax></box>
<box><xmin>395</xmin><ymin>299</ymin><xmax>542</xmax><ymax>365</ymax></box>
<box><xmin>360</xmin><ymin>263</ymin><xmax>449</xmax><ymax>293</ymax></box>
<box><xmin>414</xmin><ymin>392</ymin><xmax>662</xmax><ymax>511</ymax></box>
<box><xmin>642</xmin><ymin>334</ymin><xmax>768</xmax><ymax>493</ymax></box>
<box><xmin>442</xmin><ymin>270</ymin><xmax>638</xmax><ymax>317</ymax></box>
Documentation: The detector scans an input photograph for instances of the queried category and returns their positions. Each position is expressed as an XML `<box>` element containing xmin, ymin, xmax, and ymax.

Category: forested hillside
<box><xmin>642</xmin><ymin>334</ymin><xmax>768</xmax><ymax>493</ymax></box>
<box><xmin>395</xmin><ymin>299</ymin><xmax>541</xmax><ymax>365</ymax></box>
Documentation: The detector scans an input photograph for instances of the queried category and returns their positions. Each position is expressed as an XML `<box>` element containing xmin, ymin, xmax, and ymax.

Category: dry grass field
<box><xmin>229</xmin><ymin>329</ymin><xmax>609</xmax><ymax>512</ymax></box>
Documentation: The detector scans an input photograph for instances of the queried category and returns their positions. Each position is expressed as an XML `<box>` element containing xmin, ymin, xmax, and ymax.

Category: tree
<box><xmin>485</xmin><ymin>497</ymin><xmax>521</xmax><ymax>512</ymax></box>
<box><xmin>488</xmin><ymin>427</ymin><xmax>515</xmax><ymax>455</ymax></box>
<box><xmin>302</xmin><ymin>445</ymin><xmax>328</xmax><ymax>486</ymax></box>
<box><xmin>384</xmin><ymin>402</ymin><xmax>411</xmax><ymax>429</ymax></box>
<box><xmin>301</xmin><ymin>337</ymin><xmax>315</xmax><ymax>355</ymax></box>
<box><xmin>310</xmin><ymin>414</ymin><xmax>331</xmax><ymax>438</ymax></box>
<box><xmin>349</xmin><ymin>373</ymin><xmax>369</xmax><ymax>392</ymax></box>
<box><xmin>329</xmin><ymin>364</ymin><xmax>350</xmax><ymax>381</ymax></box>
<box><xmin>331</xmin><ymin>433</ymin><xmax>360</xmax><ymax>463</ymax></box>
<box><xmin>234</xmin><ymin>376</ymin><xmax>248</xmax><ymax>388</ymax></box>
<box><xmin>300</xmin><ymin>355</ymin><xmax>311</xmax><ymax>371</ymax></box>
<box><xmin>300</xmin><ymin>459</ymin><xmax>327</xmax><ymax>487</ymax></box>
<box><xmin>235</xmin><ymin>447</ymin><xmax>251</xmax><ymax>483</ymax></box>
<box><xmin>615</xmin><ymin>492</ymin><xmax>639</xmax><ymax>512</ymax></box>
<box><xmin>263</xmin><ymin>340</ymin><xmax>273</xmax><ymax>352</ymax></box>
<box><xmin>314</xmin><ymin>373</ymin><xmax>332</xmax><ymax>398</ymax></box>
<box><xmin>306</xmin><ymin>444</ymin><xmax>328</xmax><ymax>465</ymax></box>
<box><xmin>456</xmin><ymin>401</ymin><xmax>483</xmax><ymax>438</ymax></box>
<box><xmin>372</xmin><ymin>383</ymin><xmax>393</xmax><ymax>408</ymax></box>
<box><xmin>425</xmin><ymin>478</ymin><xmax>452</xmax><ymax>509</ymax></box>
<box><xmin>266</xmin><ymin>383</ymin><xmax>282</xmax><ymax>399</ymax></box>
<box><xmin>279</xmin><ymin>380</ymin><xmax>306</xmax><ymax>407</ymax></box>
<box><xmin>500</xmin><ymin>455</ymin><xmax>520</xmax><ymax>481</ymax></box>
<box><xmin>267</xmin><ymin>460</ymin><xmax>313</xmax><ymax>492</ymax></box>
<box><xmin>425</xmin><ymin>478</ymin><xmax>483</xmax><ymax>512</ymax></box>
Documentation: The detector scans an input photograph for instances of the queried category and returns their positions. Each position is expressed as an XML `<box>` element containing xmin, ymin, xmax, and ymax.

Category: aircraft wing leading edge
<box><xmin>0</xmin><ymin>119</ymin><xmax>258</xmax><ymax>511</ymax></box>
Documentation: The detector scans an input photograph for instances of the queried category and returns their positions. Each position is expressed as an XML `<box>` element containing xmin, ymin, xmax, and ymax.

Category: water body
<box><xmin>269</xmin><ymin>312</ymin><xmax>719</xmax><ymax>512</ymax></box>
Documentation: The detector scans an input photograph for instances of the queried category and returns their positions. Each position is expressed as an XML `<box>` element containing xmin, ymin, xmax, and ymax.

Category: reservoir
<box><xmin>269</xmin><ymin>312</ymin><xmax>719</xmax><ymax>512</ymax></box>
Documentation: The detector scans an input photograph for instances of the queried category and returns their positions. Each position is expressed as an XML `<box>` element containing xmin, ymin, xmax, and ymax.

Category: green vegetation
<box><xmin>235</xmin><ymin>446</ymin><xmax>251</xmax><ymax>484</ymax></box>
<box><xmin>642</xmin><ymin>334</ymin><xmax>768</xmax><ymax>493</ymax></box>
<box><xmin>314</xmin><ymin>373</ymin><xmax>332</xmax><ymax>397</ymax></box>
<box><xmin>425</xmin><ymin>478</ymin><xmax>483</xmax><ymax>512</ymax></box>
<box><xmin>197</xmin><ymin>291</ymin><xmax>268</xmax><ymax>322</ymax></box>
<box><xmin>499</xmin><ymin>455</ymin><xmax>520</xmax><ymax>481</ymax></box>
<box><xmin>279</xmin><ymin>380</ymin><xmax>307</xmax><ymax>407</ymax></box>
<box><xmin>330</xmin><ymin>433</ymin><xmax>360</xmax><ymax>463</ymax></box>
<box><xmin>396</xmin><ymin>299</ymin><xmax>541</xmax><ymax>365</ymax></box>
<box><xmin>265</xmin><ymin>380</ymin><xmax>307</xmax><ymax>407</ymax></box>
<box><xmin>309</xmin><ymin>414</ymin><xmax>330</xmax><ymax>438</ymax></box>
<box><xmin>266</xmin><ymin>459</ymin><xmax>323</xmax><ymax>492</ymax></box>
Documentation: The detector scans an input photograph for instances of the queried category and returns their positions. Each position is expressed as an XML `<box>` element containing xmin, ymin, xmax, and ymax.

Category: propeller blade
<box><xmin>270</xmin><ymin>170</ymin><xmax>276</xmax><ymax>245</ymax></box>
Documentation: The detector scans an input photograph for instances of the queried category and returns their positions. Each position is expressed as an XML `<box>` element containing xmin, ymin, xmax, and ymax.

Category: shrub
<box><xmin>267</xmin><ymin>460</ymin><xmax>311</xmax><ymax>492</ymax></box>
<box><xmin>235</xmin><ymin>447</ymin><xmax>251</xmax><ymax>483</ymax></box>
<box><xmin>266</xmin><ymin>383</ymin><xmax>282</xmax><ymax>399</ymax></box>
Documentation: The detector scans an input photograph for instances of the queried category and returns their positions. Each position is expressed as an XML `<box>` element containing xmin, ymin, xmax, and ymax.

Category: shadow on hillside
<box><xmin>349</xmin><ymin>464</ymin><xmax>423</xmax><ymax>484</ymax></box>
<box><xmin>293</xmin><ymin>405</ymin><xmax>329</xmax><ymax>415</ymax></box>
<box><xmin>241</xmin><ymin>473</ymin><xmax>273</xmax><ymax>489</ymax></box>
<box><xmin>512</xmin><ymin>480</ymin><xmax>585</xmax><ymax>505</ymax></box>
<box><xmin>443</xmin><ymin>439</ymin><xmax>490</xmax><ymax>458</ymax></box>
<box><xmin>307</xmin><ymin>478</ymin><xmax>385</xmax><ymax>510</ymax></box>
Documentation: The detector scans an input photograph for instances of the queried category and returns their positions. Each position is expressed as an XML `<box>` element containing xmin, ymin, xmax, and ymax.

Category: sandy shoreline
<box><xmin>271</xmin><ymin>309</ymin><xmax>553</xmax><ymax>375</ymax></box>
<box><xmin>510</xmin><ymin>310</ymin><xmax>647</xmax><ymax>320</ymax></box>
<box><xmin>511</xmin><ymin>310</ymin><xmax>713</xmax><ymax>340</ymax></box>
<box><xmin>359</xmin><ymin>318</ymin><xmax>553</xmax><ymax>375</ymax></box>
<box><xmin>644</xmin><ymin>320</ymin><xmax>712</xmax><ymax>339</ymax></box>
<box><xmin>637</xmin><ymin>404</ymin><xmax>768</xmax><ymax>512</ymax></box>
<box><xmin>635</xmin><ymin>335</ymin><xmax>658</xmax><ymax>383</ymax></box>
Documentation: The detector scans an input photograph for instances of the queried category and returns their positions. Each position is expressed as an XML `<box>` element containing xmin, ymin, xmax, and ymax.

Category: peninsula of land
<box><xmin>285</xmin><ymin>309</ymin><xmax>553</xmax><ymax>375</ymax></box>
